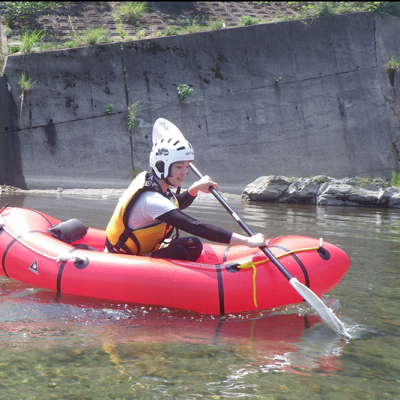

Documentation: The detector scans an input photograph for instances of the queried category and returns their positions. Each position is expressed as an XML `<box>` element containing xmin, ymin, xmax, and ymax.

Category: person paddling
<box><xmin>105</xmin><ymin>134</ymin><xmax>266</xmax><ymax>261</ymax></box>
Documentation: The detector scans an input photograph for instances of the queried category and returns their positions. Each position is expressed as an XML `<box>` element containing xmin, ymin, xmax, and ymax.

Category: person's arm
<box><xmin>175</xmin><ymin>174</ymin><xmax>220</xmax><ymax>210</ymax></box>
<box><xmin>158</xmin><ymin>209</ymin><xmax>231</xmax><ymax>243</ymax></box>
<box><xmin>175</xmin><ymin>191</ymin><xmax>196</xmax><ymax>210</ymax></box>
<box><xmin>229</xmin><ymin>232</ymin><xmax>266</xmax><ymax>247</ymax></box>
<box><xmin>157</xmin><ymin>209</ymin><xmax>265</xmax><ymax>247</ymax></box>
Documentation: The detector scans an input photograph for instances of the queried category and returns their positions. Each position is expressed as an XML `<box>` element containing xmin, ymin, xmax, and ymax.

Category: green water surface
<box><xmin>0</xmin><ymin>192</ymin><xmax>399</xmax><ymax>399</ymax></box>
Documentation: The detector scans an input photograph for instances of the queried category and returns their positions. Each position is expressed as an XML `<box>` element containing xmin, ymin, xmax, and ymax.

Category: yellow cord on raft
<box><xmin>237</xmin><ymin>238</ymin><xmax>324</xmax><ymax>309</ymax></box>
<box><xmin>238</xmin><ymin>261</ymin><xmax>258</xmax><ymax>308</ymax></box>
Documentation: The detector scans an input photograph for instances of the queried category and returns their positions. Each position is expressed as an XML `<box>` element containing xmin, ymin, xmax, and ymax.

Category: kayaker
<box><xmin>105</xmin><ymin>135</ymin><xmax>266</xmax><ymax>261</ymax></box>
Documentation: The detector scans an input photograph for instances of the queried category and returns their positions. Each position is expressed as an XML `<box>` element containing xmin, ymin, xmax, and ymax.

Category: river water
<box><xmin>0</xmin><ymin>191</ymin><xmax>399</xmax><ymax>399</ymax></box>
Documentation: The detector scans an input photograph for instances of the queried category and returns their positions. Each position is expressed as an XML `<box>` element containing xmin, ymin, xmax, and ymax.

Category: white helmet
<box><xmin>149</xmin><ymin>136</ymin><xmax>194</xmax><ymax>179</ymax></box>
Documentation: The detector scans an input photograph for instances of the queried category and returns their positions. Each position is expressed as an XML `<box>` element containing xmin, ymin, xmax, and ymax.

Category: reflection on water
<box><xmin>0</xmin><ymin>192</ymin><xmax>400</xmax><ymax>399</ymax></box>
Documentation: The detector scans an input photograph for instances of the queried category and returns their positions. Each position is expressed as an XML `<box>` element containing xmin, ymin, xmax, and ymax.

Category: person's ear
<box><xmin>156</xmin><ymin>161</ymin><xmax>164</xmax><ymax>173</ymax></box>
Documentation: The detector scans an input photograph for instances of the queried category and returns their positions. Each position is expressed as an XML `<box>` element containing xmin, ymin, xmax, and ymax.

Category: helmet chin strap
<box><xmin>154</xmin><ymin>167</ymin><xmax>173</xmax><ymax>189</ymax></box>
<box><xmin>163</xmin><ymin>164</ymin><xmax>174</xmax><ymax>186</ymax></box>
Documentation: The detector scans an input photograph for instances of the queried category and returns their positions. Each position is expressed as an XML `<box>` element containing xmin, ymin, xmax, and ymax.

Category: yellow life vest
<box><xmin>105</xmin><ymin>171</ymin><xmax>179</xmax><ymax>255</ymax></box>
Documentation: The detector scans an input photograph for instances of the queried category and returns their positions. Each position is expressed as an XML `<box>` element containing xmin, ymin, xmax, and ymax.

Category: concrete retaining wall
<box><xmin>1</xmin><ymin>12</ymin><xmax>399</xmax><ymax>191</ymax></box>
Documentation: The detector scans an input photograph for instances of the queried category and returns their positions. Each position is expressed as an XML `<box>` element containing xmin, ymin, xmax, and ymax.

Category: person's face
<box><xmin>168</xmin><ymin>161</ymin><xmax>190</xmax><ymax>186</ymax></box>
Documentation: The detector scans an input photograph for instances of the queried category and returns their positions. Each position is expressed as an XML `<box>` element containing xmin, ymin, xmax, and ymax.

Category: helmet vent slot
<box><xmin>177</xmin><ymin>146</ymin><xmax>185</xmax><ymax>151</ymax></box>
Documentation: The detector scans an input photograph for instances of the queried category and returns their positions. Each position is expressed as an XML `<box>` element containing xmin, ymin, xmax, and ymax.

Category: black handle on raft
<box><xmin>189</xmin><ymin>164</ymin><xmax>293</xmax><ymax>281</ymax></box>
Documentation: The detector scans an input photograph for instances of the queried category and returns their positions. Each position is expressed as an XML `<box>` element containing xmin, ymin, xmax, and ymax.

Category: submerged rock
<box><xmin>242</xmin><ymin>175</ymin><xmax>400</xmax><ymax>208</ymax></box>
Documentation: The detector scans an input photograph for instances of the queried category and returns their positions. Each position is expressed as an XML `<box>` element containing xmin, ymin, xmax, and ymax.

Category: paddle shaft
<box><xmin>0</xmin><ymin>203</ymin><xmax>8</xmax><ymax>214</ymax></box>
<box><xmin>189</xmin><ymin>164</ymin><xmax>293</xmax><ymax>281</ymax></box>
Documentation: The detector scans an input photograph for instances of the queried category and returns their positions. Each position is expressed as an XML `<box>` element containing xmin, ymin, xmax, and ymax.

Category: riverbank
<box><xmin>0</xmin><ymin>185</ymin><xmax>241</xmax><ymax>202</ymax></box>
<box><xmin>4</xmin><ymin>173</ymin><xmax>400</xmax><ymax>208</ymax></box>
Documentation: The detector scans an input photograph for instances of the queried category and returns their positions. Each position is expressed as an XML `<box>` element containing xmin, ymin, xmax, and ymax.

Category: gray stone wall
<box><xmin>0</xmin><ymin>12</ymin><xmax>399</xmax><ymax>191</ymax></box>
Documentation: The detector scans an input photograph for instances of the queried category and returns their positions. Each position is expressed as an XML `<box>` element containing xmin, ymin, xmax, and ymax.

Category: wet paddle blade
<box><xmin>290</xmin><ymin>278</ymin><xmax>351</xmax><ymax>339</ymax></box>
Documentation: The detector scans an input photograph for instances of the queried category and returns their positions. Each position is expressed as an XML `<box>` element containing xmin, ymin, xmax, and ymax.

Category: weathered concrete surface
<box><xmin>17</xmin><ymin>115</ymin><xmax>133</xmax><ymax>189</ymax></box>
<box><xmin>0</xmin><ymin>12</ymin><xmax>400</xmax><ymax>190</ymax></box>
<box><xmin>242</xmin><ymin>175</ymin><xmax>400</xmax><ymax>208</ymax></box>
<box><xmin>0</xmin><ymin>75</ymin><xmax>26</xmax><ymax>188</ymax></box>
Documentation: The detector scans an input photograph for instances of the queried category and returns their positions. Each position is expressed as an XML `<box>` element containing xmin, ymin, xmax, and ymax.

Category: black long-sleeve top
<box><xmin>157</xmin><ymin>190</ymin><xmax>233</xmax><ymax>244</ymax></box>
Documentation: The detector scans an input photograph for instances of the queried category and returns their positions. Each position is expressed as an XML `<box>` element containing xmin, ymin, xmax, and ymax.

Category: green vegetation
<box><xmin>165</xmin><ymin>25</ymin><xmax>179</xmax><ymax>36</ymax></box>
<box><xmin>113</xmin><ymin>2</ymin><xmax>148</xmax><ymax>25</ymax></box>
<box><xmin>18</xmin><ymin>71</ymin><xmax>35</xmax><ymax>93</ymax></box>
<box><xmin>116</xmin><ymin>23</ymin><xmax>128</xmax><ymax>39</ymax></box>
<box><xmin>4</xmin><ymin>24</ymin><xmax>12</xmax><ymax>37</ymax></box>
<box><xmin>20</xmin><ymin>29</ymin><xmax>45</xmax><ymax>54</ymax></box>
<box><xmin>299</xmin><ymin>2</ymin><xmax>334</xmax><ymax>18</ymax></box>
<box><xmin>391</xmin><ymin>171</ymin><xmax>400</xmax><ymax>188</ymax></box>
<box><xmin>105</xmin><ymin>104</ymin><xmax>113</xmax><ymax>115</ymax></box>
<box><xmin>2</xmin><ymin>1</ymin><xmax>400</xmax><ymax>58</ymax></box>
<box><xmin>386</xmin><ymin>55</ymin><xmax>400</xmax><ymax>85</ymax></box>
<box><xmin>180</xmin><ymin>17</ymin><xmax>208</xmax><ymax>34</ymax></box>
<box><xmin>127</xmin><ymin>102</ymin><xmax>140</xmax><ymax>132</ymax></box>
<box><xmin>386</xmin><ymin>55</ymin><xmax>400</xmax><ymax>73</ymax></box>
<box><xmin>209</xmin><ymin>20</ymin><xmax>226</xmax><ymax>30</ymax></box>
<box><xmin>240</xmin><ymin>16</ymin><xmax>259</xmax><ymax>26</ymax></box>
<box><xmin>262</xmin><ymin>2</ymin><xmax>400</xmax><ymax>23</ymax></box>
<box><xmin>165</xmin><ymin>17</ymin><xmax>219</xmax><ymax>36</ymax></box>
<box><xmin>4</xmin><ymin>26</ymin><xmax>109</xmax><ymax>54</ymax></box>
<box><xmin>72</xmin><ymin>27</ymin><xmax>109</xmax><ymax>46</ymax></box>
<box><xmin>366</xmin><ymin>1</ymin><xmax>400</xmax><ymax>17</ymax></box>
<box><xmin>354</xmin><ymin>176</ymin><xmax>374</xmax><ymax>187</ymax></box>
<box><xmin>136</xmin><ymin>28</ymin><xmax>146</xmax><ymax>39</ymax></box>
<box><xmin>311</xmin><ymin>176</ymin><xmax>328</xmax><ymax>184</ymax></box>
<box><xmin>7</xmin><ymin>44</ymin><xmax>21</xmax><ymax>54</ymax></box>
<box><xmin>18</xmin><ymin>71</ymin><xmax>36</xmax><ymax>119</ymax></box>
<box><xmin>177</xmin><ymin>84</ymin><xmax>194</xmax><ymax>101</ymax></box>
<box><xmin>347</xmin><ymin>176</ymin><xmax>392</xmax><ymax>189</ymax></box>
<box><xmin>0</xmin><ymin>1</ymin><xmax>60</xmax><ymax>25</ymax></box>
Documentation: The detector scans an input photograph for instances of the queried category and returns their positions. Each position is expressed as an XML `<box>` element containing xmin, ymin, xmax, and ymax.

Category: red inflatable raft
<box><xmin>0</xmin><ymin>206</ymin><xmax>350</xmax><ymax>315</ymax></box>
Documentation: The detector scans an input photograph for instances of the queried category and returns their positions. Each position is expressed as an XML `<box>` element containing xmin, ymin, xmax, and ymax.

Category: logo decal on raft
<box><xmin>28</xmin><ymin>259</ymin><xmax>38</xmax><ymax>274</ymax></box>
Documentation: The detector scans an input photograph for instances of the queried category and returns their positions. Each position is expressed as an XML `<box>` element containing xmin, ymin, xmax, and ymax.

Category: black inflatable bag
<box><xmin>48</xmin><ymin>219</ymin><xmax>88</xmax><ymax>244</ymax></box>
